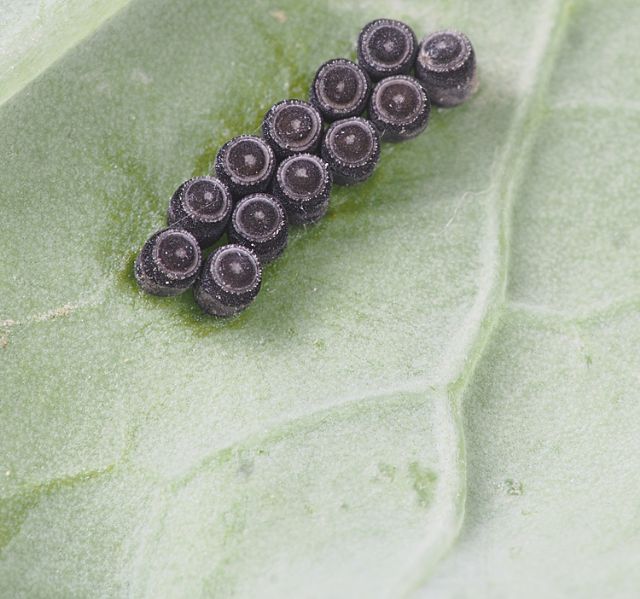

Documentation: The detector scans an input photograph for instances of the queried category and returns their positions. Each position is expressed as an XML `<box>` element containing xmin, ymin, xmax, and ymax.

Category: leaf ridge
<box><xmin>0</xmin><ymin>0</ymin><xmax>134</xmax><ymax>107</ymax></box>
<box><xmin>408</xmin><ymin>0</ymin><xmax>576</xmax><ymax>593</ymax></box>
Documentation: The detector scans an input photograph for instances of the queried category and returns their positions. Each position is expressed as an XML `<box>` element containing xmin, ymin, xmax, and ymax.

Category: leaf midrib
<box><xmin>405</xmin><ymin>0</ymin><xmax>574</xmax><ymax>593</ymax></box>
<box><xmin>0</xmin><ymin>0</ymin><xmax>134</xmax><ymax>107</ymax></box>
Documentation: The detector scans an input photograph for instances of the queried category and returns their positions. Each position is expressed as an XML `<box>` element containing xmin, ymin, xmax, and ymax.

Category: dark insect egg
<box><xmin>228</xmin><ymin>193</ymin><xmax>288</xmax><ymax>264</ymax></box>
<box><xmin>167</xmin><ymin>176</ymin><xmax>232</xmax><ymax>247</ymax></box>
<box><xmin>194</xmin><ymin>244</ymin><xmax>262</xmax><ymax>317</ymax></box>
<box><xmin>310</xmin><ymin>58</ymin><xmax>371</xmax><ymax>122</ymax></box>
<box><xmin>369</xmin><ymin>75</ymin><xmax>430</xmax><ymax>141</ymax></box>
<box><xmin>273</xmin><ymin>153</ymin><xmax>332</xmax><ymax>225</ymax></box>
<box><xmin>415</xmin><ymin>30</ymin><xmax>477</xmax><ymax>107</ymax></box>
<box><xmin>320</xmin><ymin>117</ymin><xmax>380</xmax><ymax>185</ymax></box>
<box><xmin>262</xmin><ymin>99</ymin><xmax>323</xmax><ymax>159</ymax></box>
<box><xmin>214</xmin><ymin>135</ymin><xmax>276</xmax><ymax>197</ymax></box>
<box><xmin>134</xmin><ymin>228</ymin><xmax>202</xmax><ymax>296</ymax></box>
<box><xmin>357</xmin><ymin>18</ymin><xmax>418</xmax><ymax>80</ymax></box>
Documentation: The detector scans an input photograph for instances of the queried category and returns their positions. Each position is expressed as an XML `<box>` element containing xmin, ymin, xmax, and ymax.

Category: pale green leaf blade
<box><xmin>421</xmin><ymin>0</ymin><xmax>640</xmax><ymax>596</ymax></box>
<box><xmin>0</xmin><ymin>0</ymin><xmax>131</xmax><ymax>104</ymax></box>
<box><xmin>1</xmin><ymin>0</ymin><xmax>639</xmax><ymax>597</ymax></box>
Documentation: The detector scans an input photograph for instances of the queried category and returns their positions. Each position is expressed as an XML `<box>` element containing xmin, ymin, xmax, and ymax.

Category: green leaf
<box><xmin>1</xmin><ymin>0</ymin><xmax>639</xmax><ymax>596</ymax></box>
<box><xmin>0</xmin><ymin>0</ymin><xmax>130</xmax><ymax>105</ymax></box>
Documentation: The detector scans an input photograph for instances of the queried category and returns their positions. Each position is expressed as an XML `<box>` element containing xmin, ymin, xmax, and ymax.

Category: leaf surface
<box><xmin>1</xmin><ymin>0</ymin><xmax>638</xmax><ymax>597</ymax></box>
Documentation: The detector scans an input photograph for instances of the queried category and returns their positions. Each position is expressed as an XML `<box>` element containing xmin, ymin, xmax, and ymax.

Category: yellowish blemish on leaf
<box><xmin>270</xmin><ymin>9</ymin><xmax>287</xmax><ymax>24</ymax></box>
<box><xmin>504</xmin><ymin>478</ymin><xmax>524</xmax><ymax>496</ymax></box>
<box><xmin>408</xmin><ymin>462</ymin><xmax>438</xmax><ymax>507</ymax></box>
<box><xmin>377</xmin><ymin>462</ymin><xmax>397</xmax><ymax>481</ymax></box>
<box><xmin>35</xmin><ymin>303</ymin><xmax>75</xmax><ymax>321</ymax></box>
